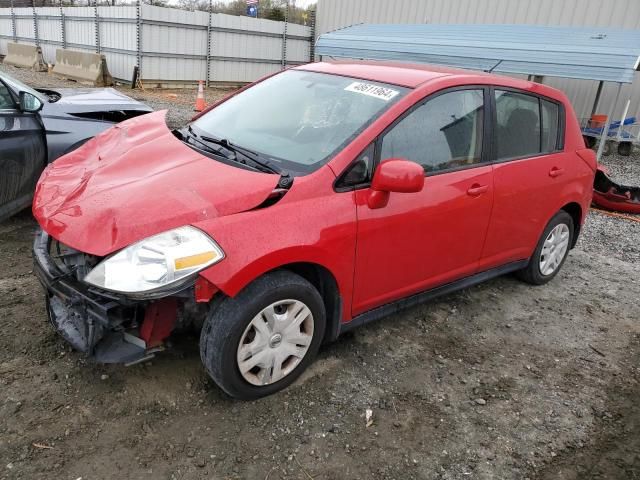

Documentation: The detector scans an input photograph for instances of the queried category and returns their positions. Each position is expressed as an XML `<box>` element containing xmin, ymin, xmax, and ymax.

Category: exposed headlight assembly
<box><xmin>84</xmin><ymin>226</ymin><xmax>224</xmax><ymax>296</ymax></box>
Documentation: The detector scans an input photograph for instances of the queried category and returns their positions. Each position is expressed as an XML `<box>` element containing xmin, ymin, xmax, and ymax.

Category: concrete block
<box><xmin>52</xmin><ymin>49</ymin><xmax>114</xmax><ymax>87</ymax></box>
<box><xmin>3</xmin><ymin>43</ymin><xmax>47</xmax><ymax>71</ymax></box>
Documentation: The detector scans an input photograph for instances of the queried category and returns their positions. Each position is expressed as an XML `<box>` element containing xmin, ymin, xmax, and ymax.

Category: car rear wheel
<box><xmin>517</xmin><ymin>211</ymin><xmax>574</xmax><ymax>285</ymax></box>
<box><xmin>199</xmin><ymin>270</ymin><xmax>325</xmax><ymax>400</ymax></box>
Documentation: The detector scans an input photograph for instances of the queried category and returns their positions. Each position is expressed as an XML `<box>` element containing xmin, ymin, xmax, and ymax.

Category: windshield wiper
<box><xmin>178</xmin><ymin>126</ymin><xmax>293</xmax><ymax>188</ymax></box>
<box><xmin>183</xmin><ymin>126</ymin><xmax>234</xmax><ymax>158</ymax></box>
<box><xmin>198</xmin><ymin>133</ymin><xmax>283</xmax><ymax>176</ymax></box>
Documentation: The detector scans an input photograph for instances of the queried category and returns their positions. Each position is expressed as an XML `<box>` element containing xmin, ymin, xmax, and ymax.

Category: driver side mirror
<box><xmin>19</xmin><ymin>91</ymin><xmax>43</xmax><ymax>113</ymax></box>
<box><xmin>368</xmin><ymin>158</ymin><xmax>425</xmax><ymax>209</ymax></box>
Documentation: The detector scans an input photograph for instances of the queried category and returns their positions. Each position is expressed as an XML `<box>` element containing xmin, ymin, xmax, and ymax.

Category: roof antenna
<box><xmin>486</xmin><ymin>59</ymin><xmax>503</xmax><ymax>73</ymax></box>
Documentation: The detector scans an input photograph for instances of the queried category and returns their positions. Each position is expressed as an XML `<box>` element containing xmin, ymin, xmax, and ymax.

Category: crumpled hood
<box><xmin>52</xmin><ymin>88</ymin><xmax>148</xmax><ymax>107</ymax></box>
<box><xmin>33</xmin><ymin>111</ymin><xmax>280</xmax><ymax>256</ymax></box>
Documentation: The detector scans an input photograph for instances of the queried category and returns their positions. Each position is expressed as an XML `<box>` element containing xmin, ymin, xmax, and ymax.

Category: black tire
<box><xmin>602</xmin><ymin>140</ymin><xmax>613</xmax><ymax>156</ymax></box>
<box><xmin>517</xmin><ymin>211</ymin><xmax>574</xmax><ymax>285</ymax></box>
<box><xmin>199</xmin><ymin>270</ymin><xmax>326</xmax><ymax>400</ymax></box>
<box><xmin>617</xmin><ymin>141</ymin><xmax>632</xmax><ymax>156</ymax></box>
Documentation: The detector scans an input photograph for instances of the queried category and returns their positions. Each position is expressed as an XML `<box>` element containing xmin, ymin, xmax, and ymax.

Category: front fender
<box><xmin>43</xmin><ymin>117</ymin><xmax>110</xmax><ymax>163</ymax></box>
<box><xmin>202</xmin><ymin>245</ymin><xmax>343</xmax><ymax>298</ymax></box>
<box><xmin>194</xmin><ymin>186</ymin><xmax>357</xmax><ymax>321</ymax></box>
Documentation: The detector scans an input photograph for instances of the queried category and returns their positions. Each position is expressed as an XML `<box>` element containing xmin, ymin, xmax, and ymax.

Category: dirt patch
<box><xmin>1</xmin><ymin>209</ymin><xmax>639</xmax><ymax>480</ymax></box>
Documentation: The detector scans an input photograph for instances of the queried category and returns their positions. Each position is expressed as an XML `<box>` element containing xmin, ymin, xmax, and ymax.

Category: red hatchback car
<box><xmin>32</xmin><ymin>61</ymin><xmax>596</xmax><ymax>399</ymax></box>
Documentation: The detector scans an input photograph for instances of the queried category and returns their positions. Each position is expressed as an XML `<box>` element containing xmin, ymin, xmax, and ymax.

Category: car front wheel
<box><xmin>199</xmin><ymin>270</ymin><xmax>326</xmax><ymax>400</ymax></box>
<box><xmin>517</xmin><ymin>210</ymin><xmax>574</xmax><ymax>285</ymax></box>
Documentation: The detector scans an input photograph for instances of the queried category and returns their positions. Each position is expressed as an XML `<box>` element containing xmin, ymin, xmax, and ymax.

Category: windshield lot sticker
<box><xmin>344</xmin><ymin>82</ymin><xmax>399</xmax><ymax>101</ymax></box>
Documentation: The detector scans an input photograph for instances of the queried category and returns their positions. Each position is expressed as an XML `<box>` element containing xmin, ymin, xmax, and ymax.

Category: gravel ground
<box><xmin>599</xmin><ymin>147</ymin><xmax>640</xmax><ymax>186</ymax></box>
<box><xmin>0</xmin><ymin>63</ymin><xmax>232</xmax><ymax>129</ymax></box>
<box><xmin>1</xmin><ymin>63</ymin><xmax>639</xmax><ymax>480</ymax></box>
<box><xmin>583</xmin><ymin>150</ymin><xmax>640</xmax><ymax>265</ymax></box>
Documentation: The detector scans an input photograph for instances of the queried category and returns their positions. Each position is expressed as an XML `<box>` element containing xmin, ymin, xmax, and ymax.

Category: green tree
<box><xmin>265</xmin><ymin>6</ymin><xmax>284</xmax><ymax>21</ymax></box>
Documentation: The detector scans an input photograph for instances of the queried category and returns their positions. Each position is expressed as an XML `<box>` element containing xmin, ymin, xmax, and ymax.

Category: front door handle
<box><xmin>549</xmin><ymin>167</ymin><xmax>565</xmax><ymax>178</ymax></box>
<box><xmin>467</xmin><ymin>184</ymin><xmax>489</xmax><ymax>197</ymax></box>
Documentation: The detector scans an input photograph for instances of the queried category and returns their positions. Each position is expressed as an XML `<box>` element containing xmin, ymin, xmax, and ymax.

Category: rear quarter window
<box><xmin>541</xmin><ymin>99</ymin><xmax>560</xmax><ymax>153</ymax></box>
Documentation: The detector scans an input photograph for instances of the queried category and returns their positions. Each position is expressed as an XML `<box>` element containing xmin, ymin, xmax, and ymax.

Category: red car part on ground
<box><xmin>32</xmin><ymin>61</ymin><xmax>596</xmax><ymax>399</ymax></box>
<box><xmin>592</xmin><ymin>165</ymin><xmax>640</xmax><ymax>214</ymax></box>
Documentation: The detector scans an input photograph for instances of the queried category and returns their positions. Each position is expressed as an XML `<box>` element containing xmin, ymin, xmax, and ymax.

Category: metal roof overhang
<box><xmin>316</xmin><ymin>24</ymin><xmax>640</xmax><ymax>84</ymax></box>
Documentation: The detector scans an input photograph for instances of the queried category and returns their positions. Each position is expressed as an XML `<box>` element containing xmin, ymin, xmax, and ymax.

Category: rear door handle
<box><xmin>549</xmin><ymin>167</ymin><xmax>565</xmax><ymax>178</ymax></box>
<box><xmin>467</xmin><ymin>184</ymin><xmax>489</xmax><ymax>197</ymax></box>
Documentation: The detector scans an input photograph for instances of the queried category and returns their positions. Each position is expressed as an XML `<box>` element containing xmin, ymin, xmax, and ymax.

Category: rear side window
<box><xmin>494</xmin><ymin>90</ymin><xmax>562</xmax><ymax>160</ymax></box>
<box><xmin>495</xmin><ymin>90</ymin><xmax>540</xmax><ymax>160</ymax></box>
<box><xmin>380</xmin><ymin>89</ymin><xmax>485</xmax><ymax>173</ymax></box>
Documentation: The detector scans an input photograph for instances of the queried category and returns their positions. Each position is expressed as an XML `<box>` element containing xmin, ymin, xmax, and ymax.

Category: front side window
<box><xmin>0</xmin><ymin>72</ymin><xmax>44</xmax><ymax>103</ymax></box>
<box><xmin>380</xmin><ymin>89</ymin><xmax>485</xmax><ymax>173</ymax></box>
<box><xmin>0</xmin><ymin>82</ymin><xmax>15</xmax><ymax>109</ymax></box>
<box><xmin>192</xmin><ymin>70</ymin><xmax>407</xmax><ymax>175</ymax></box>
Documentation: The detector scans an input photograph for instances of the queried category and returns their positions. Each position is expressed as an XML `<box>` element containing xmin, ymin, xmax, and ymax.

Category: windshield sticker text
<box><xmin>344</xmin><ymin>82</ymin><xmax>399</xmax><ymax>101</ymax></box>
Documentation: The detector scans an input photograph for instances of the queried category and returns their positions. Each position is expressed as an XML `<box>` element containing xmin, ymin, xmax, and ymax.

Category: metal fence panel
<box><xmin>209</xmin><ymin>59</ymin><xmax>280</xmax><ymax>84</ymax></box>
<box><xmin>37</xmin><ymin>7</ymin><xmax>61</xmax><ymax>64</ymax></box>
<box><xmin>140</xmin><ymin>5</ymin><xmax>208</xmax><ymax>81</ymax></box>
<box><xmin>14</xmin><ymin>8</ymin><xmax>33</xmax><ymax>41</ymax></box>
<box><xmin>0</xmin><ymin>16</ymin><xmax>13</xmax><ymax>55</ymax></box>
<box><xmin>0</xmin><ymin>5</ymin><xmax>312</xmax><ymax>86</ymax></box>
<box><xmin>62</xmin><ymin>7</ymin><xmax>95</xmax><ymax>51</ymax></box>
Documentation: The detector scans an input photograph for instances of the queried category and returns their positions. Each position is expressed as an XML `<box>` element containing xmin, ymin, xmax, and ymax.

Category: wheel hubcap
<box><xmin>269</xmin><ymin>333</ymin><xmax>283</xmax><ymax>348</ymax></box>
<box><xmin>539</xmin><ymin>223</ymin><xmax>570</xmax><ymax>276</ymax></box>
<box><xmin>236</xmin><ymin>299</ymin><xmax>314</xmax><ymax>386</ymax></box>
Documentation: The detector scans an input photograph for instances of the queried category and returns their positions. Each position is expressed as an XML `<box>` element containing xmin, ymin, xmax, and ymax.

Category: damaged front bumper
<box><xmin>33</xmin><ymin>229</ymin><xmax>197</xmax><ymax>364</ymax></box>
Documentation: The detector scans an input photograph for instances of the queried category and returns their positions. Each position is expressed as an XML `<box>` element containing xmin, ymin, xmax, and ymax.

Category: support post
<box><xmin>308</xmin><ymin>7</ymin><xmax>316</xmax><ymax>62</ymax></box>
<box><xmin>136</xmin><ymin>0</ymin><xmax>142</xmax><ymax>84</ymax></box>
<box><xmin>206</xmin><ymin>0</ymin><xmax>212</xmax><ymax>88</ymax></box>
<box><xmin>281</xmin><ymin>0</ymin><xmax>289</xmax><ymax>69</ymax></box>
<box><xmin>10</xmin><ymin>0</ymin><xmax>17</xmax><ymax>43</ymax></box>
<box><xmin>617</xmin><ymin>99</ymin><xmax>630</xmax><ymax>142</ymax></box>
<box><xmin>32</xmin><ymin>1</ymin><xmax>40</xmax><ymax>48</ymax></box>
<box><xmin>591</xmin><ymin>80</ymin><xmax>604</xmax><ymax>117</ymax></box>
<box><xmin>60</xmin><ymin>1</ymin><xmax>66</xmax><ymax>50</ymax></box>
<box><xmin>94</xmin><ymin>3</ymin><xmax>101</xmax><ymax>54</ymax></box>
<box><xmin>596</xmin><ymin>83</ymin><xmax>623</xmax><ymax>162</ymax></box>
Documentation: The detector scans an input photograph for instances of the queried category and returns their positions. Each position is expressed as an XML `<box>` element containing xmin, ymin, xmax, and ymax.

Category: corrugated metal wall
<box><xmin>316</xmin><ymin>0</ymin><xmax>640</xmax><ymax>120</ymax></box>
<box><xmin>0</xmin><ymin>5</ymin><xmax>312</xmax><ymax>85</ymax></box>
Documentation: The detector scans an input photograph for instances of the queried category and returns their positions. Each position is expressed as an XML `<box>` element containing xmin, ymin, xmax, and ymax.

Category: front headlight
<box><xmin>84</xmin><ymin>226</ymin><xmax>224</xmax><ymax>295</ymax></box>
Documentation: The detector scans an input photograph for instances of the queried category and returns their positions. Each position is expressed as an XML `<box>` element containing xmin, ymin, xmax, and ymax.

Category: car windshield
<box><xmin>191</xmin><ymin>70</ymin><xmax>408</xmax><ymax>174</ymax></box>
<box><xmin>0</xmin><ymin>71</ymin><xmax>46</xmax><ymax>101</ymax></box>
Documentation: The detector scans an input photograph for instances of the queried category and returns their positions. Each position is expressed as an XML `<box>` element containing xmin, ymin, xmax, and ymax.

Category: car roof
<box><xmin>296</xmin><ymin>60</ymin><xmax>529</xmax><ymax>90</ymax></box>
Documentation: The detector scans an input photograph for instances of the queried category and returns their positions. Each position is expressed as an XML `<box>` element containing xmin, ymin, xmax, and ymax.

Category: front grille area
<box><xmin>48</xmin><ymin>239</ymin><xmax>102</xmax><ymax>283</ymax></box>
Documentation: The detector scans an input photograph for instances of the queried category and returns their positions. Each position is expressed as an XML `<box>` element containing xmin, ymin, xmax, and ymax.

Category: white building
<box><xmin>315</xmin><ymin>0</ymin><xmax>640</xmax><ymax>120</ymax></box>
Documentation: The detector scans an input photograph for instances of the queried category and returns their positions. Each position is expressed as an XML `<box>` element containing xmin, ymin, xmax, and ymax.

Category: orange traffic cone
<box><xmin>194</xmin><ymin>80</ymin><xmax>206</xmax><ymax>112</ymax></box>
